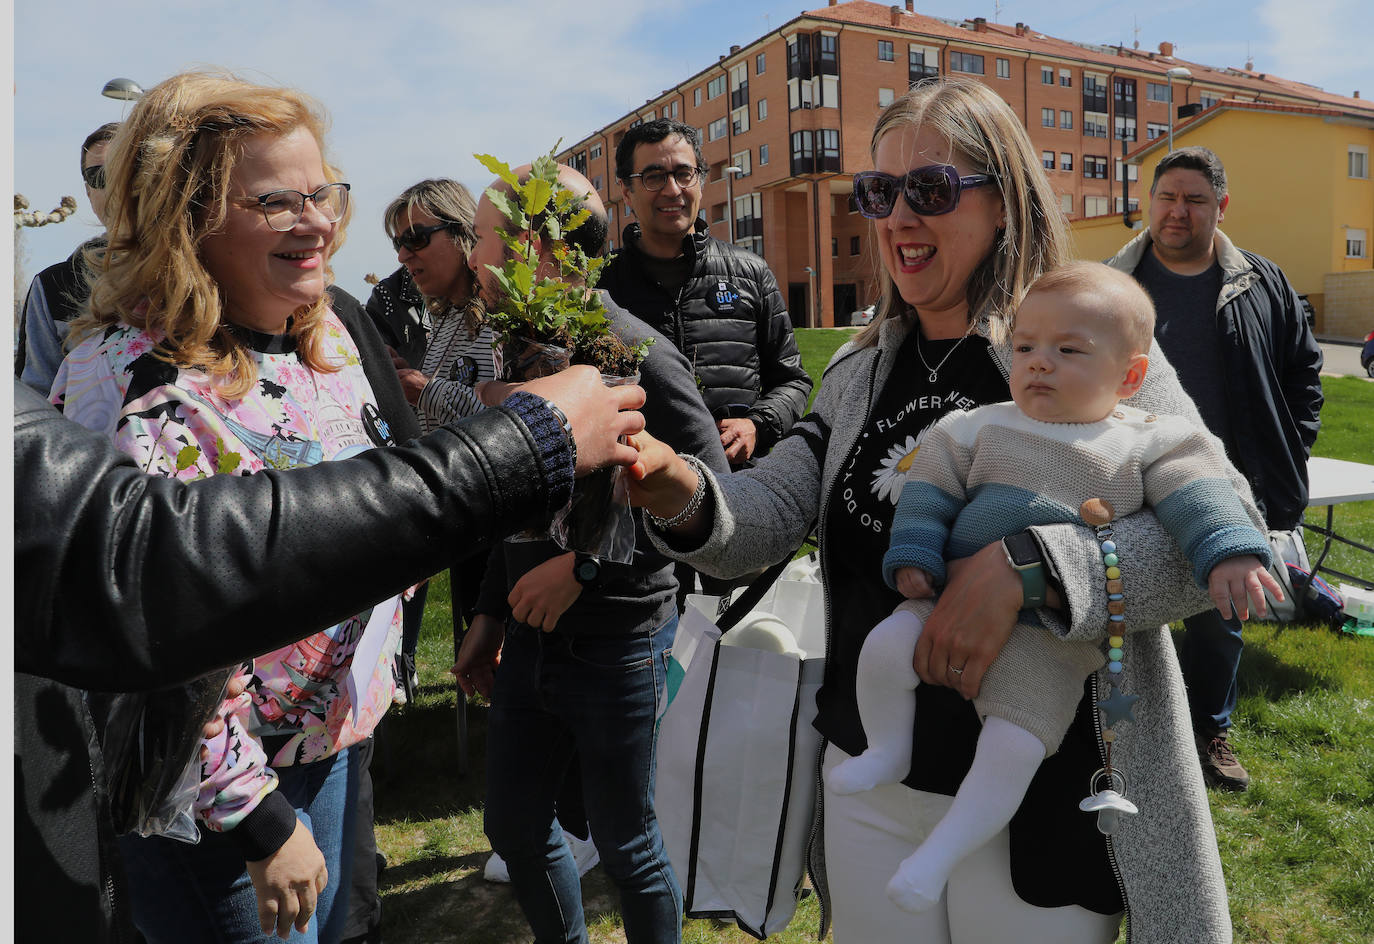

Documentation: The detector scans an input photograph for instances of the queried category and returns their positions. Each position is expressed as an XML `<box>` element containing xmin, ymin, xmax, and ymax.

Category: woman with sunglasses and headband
<box><xmin>380</xmin><ymin>178</ymin><xmax>498</xmax><ymax>433</ymax></box>
<box><xmin>629</xmin><ymin>76</ymin><xmax>1241</xmax><ymax>943</ymax></box>
<box><xmin>52</xmin><ymin>72</ymin><xmax>412</xmax><ymax>943</ymax></box>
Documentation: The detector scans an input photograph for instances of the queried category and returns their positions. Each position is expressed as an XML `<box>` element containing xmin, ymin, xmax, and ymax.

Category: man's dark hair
<box><xmin>1151</xmin><ymin>146</ymin><xmax>1227</xmax><ymax>201</ymax></box>
<box><xmin>567</xmin><ymin>200</ymin><xmax>609</xmax><ymax>257</ymax></box>
<box><xmin>615</xmin><ymin>119</ymin><xmax>704</xmax><ymax>182</ymax></box>
<box><xmin>80</xmin><ymin>122</ymin><xmax>120</xmax><ymax>176</ymax></box>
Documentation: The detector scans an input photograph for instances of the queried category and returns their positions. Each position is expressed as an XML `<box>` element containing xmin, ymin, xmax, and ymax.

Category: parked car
<box><xmin>1361</xmin><ymin>329</ymin><xmax>1374</xmax><ymax>378</ymax></box>
<box><xmin>851</xmin><ymin>304</ymin><xmax>875</xmax><ymax>326</ymax></box>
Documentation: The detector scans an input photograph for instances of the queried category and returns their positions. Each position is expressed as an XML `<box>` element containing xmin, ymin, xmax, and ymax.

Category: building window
<box><xmin>909</xmin><ymin>46</ymin><xmax>938</xmax><ymax>83</ymax></box>
<box><xmin>757</xmin><ymin>52</ymin><xmax>766</xmax><ymax>74</ymax></box>
<box><xmin>758</xmin><ymin>98</ymin><xmax>768</xmax><ymax>121</ymax></box>
<box><xmin>832</xmin><ymin>237</ymin><xmax>839</xmax><ymax>257</ymax></box>
<box><xmin>592</xmin><ymin>174</ymin><xmax>603</xmax><ymax>191</ymax></box>
<box><xmin>1042</xmin><ymin>150</ymin><xmax>1055</xmax><ymax>170</ymax></box>
<box><xmin>1083</xmin><ymin>111</ymin><xmax>1108</xmax><ymax>138</ymax></box>
<box><xmin>668</xmin><ymin>101</ymin><xmax>679</xmax><ymax>119</ymax></box>
<box><xmin>996</xmin><ymin>57</ymin><xmax>1010</xmax><ymax>79</ymax></box>
<box><xmin>850</xmin><ymin>235</ymin><xmax>861</xmax><ymax>255</ymax></box>
<box><xmin>1114</xmin><ymin>197</ymin><xmax>1141</xmax><ymax>213</ymax></box>
<box><xmin>1348</xmin><ymin>228</ymin><xmax>1368</xmax><ymax>258</ymax></box>
<box><xmin>1042</xmin><ymin>107</ymin><xmax>1055</xmax><ymax>128</ymax></box>
<box><xmin>732</xmin><ymin>106</ymin><xmax>750</xmax><ymax>135</ymax></box>
<box><xmin>1350</xmin><ymin>146</ymin><xmax>1370</xmax><ymax>179</ymax></box>
<box><xmin>790</xmin><ymin>130</ymin><xmax>813</xmax><ymax>174</ymax></box>
<box><xmin>708</xmin><ymin>75</ymin><xmax>727</xmax><ymax>100</ymax></box>
<box><xmin>589</xmin><ymin>142</ymin><xmax>602</xmax><ymax>160</ymax></box>
<box><xmin>708</xmin><ymin>117</ymin><xmax>728</xmax><ymax>141</ymax></box>
<box><xmin>1041</xmin><ymin>66</ymin><xmax>1054</xmax><ymax>84</ymax></box>
<box><xmin>1199</xmin><ymin>89</ymin><xmax>1222</xmax><ymax>108</ymax></box>
<box><xmin>694</xmin><ymin>87</ymin><xmax>702</xmax><ymax>107</ymax></box>
<box><xmin>1146</xmin><ymin>122</ymin><xmax>1168</xmax><ymax>140</ymax></box>
<box><xmin>732</xmin><ymin>150</ymin><xmax>752</xmax><ymax>177</ymax></box>
<box><xmin>878</xmin><ymin>40</ymin><xmax>894</xmax><ymax>61</ymax></box>
<box><xmin>712</xmin><ymin>202</ymin><xmax>727</xmax><ymax>223</ymax></box>
<box><xmin>759</xmin><ymin>143</ymin><xmax>769</xmax><ymax>165</ymax></box>
<box><xmin>820</xmin><ymin>128</ymin><xmax>841</xmax><ymax>171</ymax></box>
<box><xmin>1084</xmin><ymin>195</ymin><xmax>1109</xmax><ymax>216</ymax></box>
<box><xmin>878</xmin><ymin>87</ymin><xmax>894</xmax><ymax>107</ymax></box>
<box><xmin>950</xmin><ymin>51</ymin><xmax>984</xmax><ymax>75</ymax></box>
<box><xmin>1060</xmin><ymin>152</ymin><xmax>1073</xmax><ymax>171</ymax></box>
<box><xmin>1060</xmin><ymin>68</ymin><xmax>1072</xmax><ymax>87</ymax></box>
<box><xmin>1114</xmin><ymin>116</ymin><xmax>1137</xmax><ymax>141</ymax></box>
<box><xmin>1115</xmin><ymin>159</ymin><xmax>1139</xmax><ymax>182</ymax></box>
<box><xmin>1147</xmin><ymin>82</ymin><xmax>1170</xmax><ymax>102</ymax></box>
<box><xmin>1060</xmin><ymin>193</ymin><xmax>1074</xmax><ymax>215</ymax></box>
<box><xmin>1060</xmin><ymin>110</ymin><xmax>1073</xmax><ymax>130</ymax></box>
<box><xmin>1084</xmin><ymin>155</ymin><xmax>1108</xmax><ymax>179</ymax></box>
<box><xmin>1083</xmin><ymin>73</ymin><xmax>1108</xmax><ymax>112</ymax></box>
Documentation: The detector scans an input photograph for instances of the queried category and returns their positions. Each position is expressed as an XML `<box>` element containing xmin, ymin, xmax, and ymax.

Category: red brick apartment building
<box><xmin>558</xmin><ymin>0</ymin><xmax>1373</xmax><ymax>327</ymax></box>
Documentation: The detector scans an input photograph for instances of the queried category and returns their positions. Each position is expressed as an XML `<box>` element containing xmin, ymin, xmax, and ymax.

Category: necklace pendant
<box><xmin>928</xmin><ymin>370</ymin><xmax>939</xmax><ymax>383</ymax></box>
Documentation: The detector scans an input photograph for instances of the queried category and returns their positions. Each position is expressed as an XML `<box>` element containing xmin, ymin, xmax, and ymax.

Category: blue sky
<box><xmin>9</xmin><ymin>0</ymin><xmax>1372</xmax><ymax>302</ymax></box>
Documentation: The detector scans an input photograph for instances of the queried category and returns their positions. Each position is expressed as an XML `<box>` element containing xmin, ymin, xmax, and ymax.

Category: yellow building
<box><xmin>1073</xmin><ymin>99</ymin><xmax>1374</xmax><ymax>339</ymax></box>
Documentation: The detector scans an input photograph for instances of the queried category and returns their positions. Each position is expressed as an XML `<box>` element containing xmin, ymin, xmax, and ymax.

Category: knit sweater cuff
<box><xmin>226</xmin><ymin>789</ymin><xmax>297</xmax><ymax>862</ymax></box>
<box><xmin>502</xmin><ymin>391</ymin><xmax>574</xmax><ymax>515</ymax></box>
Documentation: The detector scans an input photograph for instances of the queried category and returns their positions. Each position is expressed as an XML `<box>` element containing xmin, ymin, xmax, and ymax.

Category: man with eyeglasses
<box><xmin>600</xmin><ymin>119</ymin><xmax>811</xmax><ymax>470</ymax></box>
<box><xmin>15</xmin><ymin>122</ymin><xmax>119</xmax><ymax>393</ymax></box>
<box><xmin>1106</xmin><ymin>146</ymin><xmax>1323</xmax><ymax>792</ymax></box>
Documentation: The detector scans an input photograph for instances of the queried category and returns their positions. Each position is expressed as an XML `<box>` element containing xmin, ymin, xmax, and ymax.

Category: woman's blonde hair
<box><xmin>75</xmin><ymin>71</ymin><xmax>348</xmax><ymax>398</ymax></box>
<box><xmin>855</xmin><ymin>76</ymin><xmax>1069</xmax><ymax>348</ymax></box>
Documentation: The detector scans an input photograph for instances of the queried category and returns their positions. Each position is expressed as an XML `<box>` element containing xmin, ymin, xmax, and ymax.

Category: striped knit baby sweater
<box><xmin>883</xmin><ymin>402</ymin><xmax>1269</xmax><ymax>591</ymax></box>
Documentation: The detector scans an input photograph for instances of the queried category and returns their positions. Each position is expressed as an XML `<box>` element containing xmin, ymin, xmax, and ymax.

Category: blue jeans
<box><xmin>118</xmin><ymin>746</ymin><xmax>358</xmax><ymax>944</ymax></box>
<box><xmin>484</xmin><ymin>616</ymin><xmax>683</xmax><ymax>944</ymax></box>
<box><xmin>1179</xmin><ymin>608</ymin><xmax>1244</xmax><ymax>733</ymax></box>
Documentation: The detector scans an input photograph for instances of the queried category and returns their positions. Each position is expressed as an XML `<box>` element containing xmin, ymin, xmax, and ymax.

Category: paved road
<box><xmin>1319</xmin><ymin>341</ymin><xmax>1370</xmax><ymax>379</ymax></box>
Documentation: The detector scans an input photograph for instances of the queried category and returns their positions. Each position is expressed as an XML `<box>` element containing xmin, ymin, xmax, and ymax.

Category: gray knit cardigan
<box><xmin>653</xmin><ymin>313</ymin><xmax>1245</xmax><ymax>943</ymax></box>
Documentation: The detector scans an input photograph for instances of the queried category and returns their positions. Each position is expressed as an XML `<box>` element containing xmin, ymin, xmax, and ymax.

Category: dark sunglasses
<box><xmin>392</xmin><ymin>221</ymin><xmax>455</xmax><ymax>253</ymax></box>
<box><xmin>81</xmin><ymin>164</ymin><xmax>107</xmax><ymax>190</ymax></box>
<box><xmin>852</xmin><ymin>164</ymin><xmax>996</xmax><ymax>219</ymax></box>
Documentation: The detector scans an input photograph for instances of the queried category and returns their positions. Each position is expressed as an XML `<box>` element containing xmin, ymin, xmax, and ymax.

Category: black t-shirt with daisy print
<box><xmin>818</xmin><ymin>324</ymin><xmax>1125</xmax><ymax>916</ymax></box>
<box><xmin>818</xmin><ymin>325</ymin><xmax>1006</xmax><ymax>768</ymax></box>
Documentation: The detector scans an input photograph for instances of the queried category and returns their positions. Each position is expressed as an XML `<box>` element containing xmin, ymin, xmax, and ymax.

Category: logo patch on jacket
<box><xmin>710</xmin><ymin>280</ymin><xmax>739</xmax><ymax>314</ymax></box>
<box><xmin>362</xmin><ymin>402</ymin><xmax>396</xmax><ymax>447</ymax></box>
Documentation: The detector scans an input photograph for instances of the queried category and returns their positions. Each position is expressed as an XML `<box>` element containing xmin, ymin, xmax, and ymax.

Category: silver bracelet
<box><xmin>647</xmin><ymin>453</ymin><xmax>708</xmax><ymax>530</ymax></box>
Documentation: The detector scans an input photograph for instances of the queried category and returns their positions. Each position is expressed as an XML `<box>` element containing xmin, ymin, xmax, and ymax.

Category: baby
<box><xmin>829</xmin><ymin>261</ymin><xmax>1280</xmax><ymax>912</ymax></box>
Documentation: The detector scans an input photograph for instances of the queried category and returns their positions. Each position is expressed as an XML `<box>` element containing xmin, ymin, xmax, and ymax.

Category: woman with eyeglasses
<box><xmin>629</xmin><ymin>76</ymin><xmax>1239</xmax><ymax>943</ymax></box>
<box><xmin>51</xmin><ymin>72</ymin><xmax>411</xmax><ymax>944</ymax></box>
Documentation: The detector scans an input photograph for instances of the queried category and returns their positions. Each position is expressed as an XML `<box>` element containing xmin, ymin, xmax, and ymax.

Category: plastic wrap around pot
<box><xmin>500</xmin><ymin>336</ymin><xmax>571</xmax><ymax>381</ymax></box>
<box><xmin>549</xmin><ymin>372</ymin><xmax>639</xmax><ymax>564</ymax></box>
<box><xmin>91</xmin><ymin>667</ymin><xmax>234</xmax><ymax>842</ymax></box>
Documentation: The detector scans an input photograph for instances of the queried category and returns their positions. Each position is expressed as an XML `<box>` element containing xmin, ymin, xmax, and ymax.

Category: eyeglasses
<box><xmin>81</xmin><ymin>164</ymin><xmax>106</xmax><ymax>190</ymax></box>
<box><xmin>626</xmin><ymin>165</ymin><xmax>707</xmax><ymax>191</ymax></box>
<box><xmin>248</xmin><ymin>183</ymin><xmax>351</xmax><ymax>232</ymax></box>
<box><xmin>852</xmin><ymin>165</ymin><xmax>996</xmax><ymax>219</ymax></box>
<box><xmin>392</xmin><ymin>221</ymin><xmax>455</xmax><ymax>254</ymax></box>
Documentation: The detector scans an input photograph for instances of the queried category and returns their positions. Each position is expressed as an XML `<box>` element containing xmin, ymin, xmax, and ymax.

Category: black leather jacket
<box><xmin>600</xmin><ymin>220</ymin><xmax>812</xmax><ymax>455</ymax></box>
<box><xmin>14</xmin><ymin>361</ymin><xmax>565</xmax><ymax>941</ymax></box>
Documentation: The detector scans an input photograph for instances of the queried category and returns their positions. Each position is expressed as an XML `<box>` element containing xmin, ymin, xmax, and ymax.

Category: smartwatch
<box><xmin>1002</xmin><ymin>531</ymin><xmax>1047</xmax><ymax>609</ymax></box>
<box><xmin>572</xmin><ymin>553</ymin><xmax>602</xmax><ymax>590</ymax></box>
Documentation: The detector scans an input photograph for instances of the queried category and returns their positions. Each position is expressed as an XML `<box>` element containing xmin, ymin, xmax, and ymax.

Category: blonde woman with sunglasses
<box><xmin>629</xmin><ymin>76</ymin><xmax>1250</xmax><ymax>944</ymax></box>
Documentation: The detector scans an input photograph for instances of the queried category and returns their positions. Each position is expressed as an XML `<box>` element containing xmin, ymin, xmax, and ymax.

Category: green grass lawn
<box><xmin>372</xmin><ymin>339</ymin><xmax>1373</xmax><ymax>943</ymax></box>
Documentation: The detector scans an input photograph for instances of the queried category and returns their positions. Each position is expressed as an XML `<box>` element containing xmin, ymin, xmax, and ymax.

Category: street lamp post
<box><xmin>1166</xmin><ymin>66</ymin><xmax>1192</xmax><ymax>152</ymax></box>
<box><xmin>803</xmin><ymin>265</ymin><xmax>817</xmax><ymax>328</ymax></box>
<box><xmin>723</xmin><ymin>165</ymin><xmax>743</xmax><ymax>243</ymax></box>
<box><xmin>101</xmin><ymin>78</ymin><xmax>145</xmax><ymax>101</ymax></box>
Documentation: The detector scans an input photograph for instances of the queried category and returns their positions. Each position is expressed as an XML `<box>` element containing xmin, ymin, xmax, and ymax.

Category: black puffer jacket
<box><xmin>14</xmin><ymin>308</ymin><xmax>567</xmax><ymax>941</ymax></box>
<box><xmin>600</xmin><ymin>220</ymin><xmax>812</xmax><ymax>454</ymax></box>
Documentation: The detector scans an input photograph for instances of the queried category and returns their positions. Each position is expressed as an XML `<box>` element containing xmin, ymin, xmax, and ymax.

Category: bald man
<box><xmin>455</xmin><ymin>163</ymin><xmax>727</xmax><ymax>944</ymax></box>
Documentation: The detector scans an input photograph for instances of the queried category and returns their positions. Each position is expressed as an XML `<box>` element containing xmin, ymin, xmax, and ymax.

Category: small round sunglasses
<box><xmin>852</xmin><ymin>164</ymin><xmax>996</xmax><ymax>219</ymax></box>
<box><xmin>392</xmin><ymin>221</ymin><xmax>456</xmax><ymax>253</ymax></box>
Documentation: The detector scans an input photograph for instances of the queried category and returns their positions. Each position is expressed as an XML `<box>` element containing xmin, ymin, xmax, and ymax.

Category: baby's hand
<box><xmin>1208</xmin><ymin>555</ymin><xmax>1284</xmax><ymax>621</ymax></box>
<box><xmin>896</xmin><ymin>567</ymin><xmax>935</xmax><ymax>600</ymax></box>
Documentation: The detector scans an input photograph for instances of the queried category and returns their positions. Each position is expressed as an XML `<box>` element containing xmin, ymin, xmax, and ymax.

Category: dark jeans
<box><xmin>119</xmin><ymin>746</ymin><xmax>358</xmax><ymax>943</ymax></box>
<box><xmin>1179</xmin><ymin>608</ymin><xmax>1244</xmax><ymax>733</ymax></box>
<box><xmin>484</xmin><ymin>617</ymin><xmax>682</xmax><ymax>944</ymax></box>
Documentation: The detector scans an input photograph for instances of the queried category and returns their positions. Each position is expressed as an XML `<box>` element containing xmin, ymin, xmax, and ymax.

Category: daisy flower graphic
<box><xmin>870</xmin><ymin>427</ymin><xmax>929</xmax><ymax>504</ymax></box>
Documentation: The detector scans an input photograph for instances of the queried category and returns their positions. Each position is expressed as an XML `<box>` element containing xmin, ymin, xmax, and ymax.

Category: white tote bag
<box><xmin>655</xmin><ymin>557</ymin><xmax>826</xmax><ymax>939</ymax></box>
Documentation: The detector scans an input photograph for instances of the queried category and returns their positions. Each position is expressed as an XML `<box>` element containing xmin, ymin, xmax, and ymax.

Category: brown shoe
<box><xmin>1196</xmin><ymin>731</ymin><xmax>1251</xmax><ymax>791</ymax></box>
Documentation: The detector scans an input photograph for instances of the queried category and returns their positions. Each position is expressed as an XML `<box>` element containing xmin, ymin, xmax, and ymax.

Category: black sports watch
<box><xmin>1002</xmin><ymin>530</ymin><xmax>1047</xmax><ymax>609</ymax></box>
<box><xmin>572</xmin><ymin>553</ymin><xmax>602</xmax><ymax>590</ymax></box>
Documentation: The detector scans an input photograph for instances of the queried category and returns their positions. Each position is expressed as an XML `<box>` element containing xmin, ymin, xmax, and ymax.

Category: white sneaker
<box><xmin>482</xmin><ymin>829</ymin><xmax>600</xmax><ymax>884</ymax></box>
